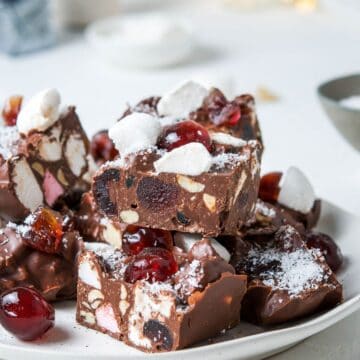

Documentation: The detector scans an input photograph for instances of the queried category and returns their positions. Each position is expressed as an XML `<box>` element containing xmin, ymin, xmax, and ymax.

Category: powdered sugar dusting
<box><xmin>245</xmin><ymin>233</ymin><xmax>330</xmax><ymax>297</ymax></box>
<box><xmin>174</xmin><ymin>259</ymin><xmax>204</xmax><ymax>296</ymax></box>
<box><xmin>256</xmin><ymin>200</ymin><xmax>276</xmax><ymax>218</ymax></box>
<box><xmin>211</xmin><ymin>152</ymin><xmax>249</xmax><ymax>170</ymax></box>
<box><xmin>0</xmin><ymin>126</ymin><xmax>20</xmax><ymax>159</ymax></box>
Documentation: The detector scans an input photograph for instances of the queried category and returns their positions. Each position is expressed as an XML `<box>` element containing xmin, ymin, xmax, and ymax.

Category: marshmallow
<box><xmin>17</xmin><ymin>88</ymin><xmax>61</xmax><ymax>135</ymax></box>
<box><xmin>109</xmin><ymin>113</ymin><xmax>162</xmax><ymax>156</ymax></box>
<box><xmin>174</xmin><ymin>233</ymin><xmax>231</xmax><ymax>262</ymax></box>
<box><xmin>210</xmin><ymin>132</ymin><xmax>247</xmax><ymax>147</ymax></box>
<box><xmin>154</xmin><ymin>142</ymin><xmax>212</xmax><ymax>176</ymax></box>
<box><xmin>157</xmin><ymin>80</ymin><xmax>208</xmax><ymax>118</ymax></box>
<box><xmin>278</xmin><ymin>166</ymin><xmax>316</xmax><ymax>214</ymax></box>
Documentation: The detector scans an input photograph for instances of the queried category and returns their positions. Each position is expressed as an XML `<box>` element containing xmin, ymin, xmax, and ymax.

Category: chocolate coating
<box><xmin>231</xmin><ymin>225</ymin><xmax>343</xmax><ymax>325</ymax></box>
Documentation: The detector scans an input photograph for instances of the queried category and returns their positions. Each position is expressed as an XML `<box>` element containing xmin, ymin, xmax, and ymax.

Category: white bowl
<box><xmin>85</xmin><ymin>14</ymin><xmax>195</xmax><ymax>68</ymax></box>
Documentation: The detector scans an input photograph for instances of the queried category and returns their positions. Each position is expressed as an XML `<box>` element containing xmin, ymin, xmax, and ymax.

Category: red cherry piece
<box><xmin>305</xmin><ymin>231</ymin><xmax>343</xmax><ymax>272</ymax></box>
<box><xmin>258</xmin><ymin>172</ymin><xmax>283</xmax><ymax>203</ymax></box>
<box><xmin>157</xmin><ymin>120</ymin><xmax>211</xmax><ymax>152</ymax></box>
<box><xmin>23</xmin><ymin>207</ymin><xmax>63</xmax><ymax>254</ymax></box>
<box><xmin>122</xmin><ymin>225</ymin><xmax>173</xmax><ymax>256</ymax></box>
<box><xmin>203</xmin><ymin>89</ymin><xmax>241</xmax><ymax>126</ymax></box>
<box><xmin>0</xmin><ymin>287</ymin><xmax>55</xmax><ymax>341</ymax></box>
<box><xmin>124</xmin><ymin>248</ymin><xmax>178</xmax><ymax>283</ymax></box>
<box><xmin>2</xmin><ymin>95</ymin><xmax>23</xmax><ymax>126</ymax></box>
<box><xmin>91</xmin><ymin>130</ymin><xmax>118</xmax><ymax>163</ymax></box>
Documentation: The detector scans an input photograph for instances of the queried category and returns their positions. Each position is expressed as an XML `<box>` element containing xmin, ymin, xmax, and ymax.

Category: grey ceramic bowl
<box><xmin>317</xmin><ymin>74</ymin><xmax>360</xmax><ymax>151</ymax></box>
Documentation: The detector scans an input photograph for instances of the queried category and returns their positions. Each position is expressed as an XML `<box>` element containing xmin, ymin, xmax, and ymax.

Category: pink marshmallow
<box><xmin>96</xmin><ymin>304</ymin><xmax>119</xmax><ymax>333</ymax></box>
<box><xmin>43</xmin><ymin>169</ymin><xmax>64</xmax><ymax>206</ymax></box>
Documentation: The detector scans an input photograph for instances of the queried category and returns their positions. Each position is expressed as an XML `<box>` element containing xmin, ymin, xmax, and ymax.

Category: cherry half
<box><xmin>305</xmin><ymin>231</ymin><xmax>343</xmax><ymax>272</ymax></box>
<box><xmin>258</xmin><ymin>172</ymin><xmax>283</xmax><ymax>203</ymax></box>
<box><xmin>2</xmin><ymin>95</ymin><xmax>23</xmax><ymax>126</ymax></box>
<box><xmin>157</xmin><ymin>120</ymin><xmax>212</xmax><ymax>152</ymax></box>
<box><xmin>124</xmin><ymin>248</ymin><xmax>178</xmax><ymax>283</ymax></box>
<box><xmin>91</xmin><ymin>129</ymin><xmax>118</xmax><ymax>164</ymax></box>
<box><xmin>122</xmin><ymin>225</ymin><xmax>173</xmax><ymax>256</ymax></box>
<box><xmin>0</xmin><ymin>287</ymin><xmax>55</xmax><ymax>341</ymax></box>
<box><xmin>23</xmin><ymin>207</ymin><xmax>63</xmax><ymax>254</ymax></box>
<box><xmin>203</xmin><ymin>89</ymin><xmax>241</xmax><ymax>126</ymax></box>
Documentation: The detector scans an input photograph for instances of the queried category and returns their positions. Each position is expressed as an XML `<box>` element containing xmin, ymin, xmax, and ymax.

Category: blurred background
<box><xmin>0</xmin><ymin>0</ymin><xmax>359</xmax><ymax>216</ymax></box>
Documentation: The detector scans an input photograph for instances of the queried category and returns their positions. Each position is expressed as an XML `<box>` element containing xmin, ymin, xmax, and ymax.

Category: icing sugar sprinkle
<box><xmin>211</xmin><ymin>152</ymin><xmax>249</xmax><ymax>170</ymax></box>
<box><xmin>0</xmin><ymin>126</ymin><xmax>20</xmax><ymax>159</ymax></box>
<box><xmin>246</xmin><ymin>244</ymin><xmax>329</xmax><ymax>297</ymax></box>
<box><xmin>256</xmin><ymin>201</ymin><xmax>276</xmax><ymax>218</ymax></box>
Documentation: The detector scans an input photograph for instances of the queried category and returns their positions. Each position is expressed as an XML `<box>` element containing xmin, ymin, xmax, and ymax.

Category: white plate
<box><xmin>0</xmin><ymin>200</ymin><xmax>359</xmax><ymax>360</ymax></box>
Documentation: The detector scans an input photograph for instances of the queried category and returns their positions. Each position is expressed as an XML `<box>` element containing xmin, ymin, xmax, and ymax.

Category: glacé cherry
<box><xmin>122</xmin><ymin>225</ymin><xmax>173</xmax><ymax>256</ymax></box>
<box><xmin>2</xmin><ymin>95</ymin><xmax>23</xmax><ymax>126</ymax></box>
<box><xmin>91</xmin><ymin>129</ymin><xmax>118</xmax><ymax>163</ymax></box>
<box><xmin>203</xmin><ymin>89</ymin><xmax>241</xmax><ymax>126</ymax></box>
<box><xmin>305</xmin><ymin>231</ymin><xmax>343</xmax><ymax>272</ymax></box>
<box><xmin>0</xmin><ymin>287</ymin><xmax>55</xmax><ymax>341</ymax></box>
<box><xmin>124</xmin><ymin>248</ymin><xmax>178</xmax><ymax>283</ymax></box>
<box><xmin>23</xmin><ymin>207</ymin><xmax>63</xmax><ymax>254</ymax></box>
<box><xmin>258</xmin><ymin>172</ymin><xmax>283</xmax><ymax>203</ymax></box>
<box><xmin>157</xmin><ymin>120</ymin><xmax>212</xmax><ymax>152</ymax></box>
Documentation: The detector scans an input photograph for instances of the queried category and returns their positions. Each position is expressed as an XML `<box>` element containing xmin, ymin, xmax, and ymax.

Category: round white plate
<box><xmin>0</xmin><ymin>200</ymin><xmax>359</xmax><ymax>360</ymax></box>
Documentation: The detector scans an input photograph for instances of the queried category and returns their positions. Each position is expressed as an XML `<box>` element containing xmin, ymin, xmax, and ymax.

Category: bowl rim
<box><xmin>317</xmin><ymin>73</ymin><xmax>360</xmax><ymax>114</ymax></box>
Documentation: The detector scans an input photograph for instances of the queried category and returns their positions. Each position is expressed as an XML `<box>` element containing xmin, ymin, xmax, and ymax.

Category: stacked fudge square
<box><xmin>76</xmin><ymin>81</ymin><xmax>343</xmax><ymax>352</ymax></box>
<box><xmin>0</xmin><ymin>82</ymin><xmax>343</xmax><ymax>352</ymax></box>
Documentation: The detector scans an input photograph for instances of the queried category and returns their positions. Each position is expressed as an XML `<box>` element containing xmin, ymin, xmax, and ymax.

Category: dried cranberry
<box><xmin>157</xmin><ymin>120</ymin><xmax>211</xmax><ymax>151</ymax></box>
<box><xmin>305</xmin><ymin>231</ymin><xmax>343</xmax><ymax>272</ymax></box>
<box><xmin>0</xmin><ymin>287</ymin><xmax>54</xmax><ymax>341</ymax></box>
<box><xmin>2</xmin><ymin>95</ymin><xmax>23</xmax><ymax>126</ymax></box>
<box><xmin>23</xmin><ymin>207</ymin><xmax>63</xmax><ymax>254</ymax></box>
<box><xmin>124</xmin><ymin>248</ymin><xmax>178</xmax><ymax>283</ymax></box>
<box><xmin>137</xmin><ymin>177</ymin><xmax>179</xmax><ymax>211</ymax></box>
<box><xmin>122</xmin><ymin>225</ymin><xmax>173</xmax><ymax>256</ymax></box>
<box><xmin>143</xmin><ymin>319</ymin><xmax>173</xmax><ymax>351</ymax></box>
<box><xmin>91</xmin><ymin>130</ymin><xmax>118</xmax><ymax>163</ymax></box>
<box><xmin>258</xmin><ymin>172</ymin><xmax>283</xmax><ymax>203</ymax></box>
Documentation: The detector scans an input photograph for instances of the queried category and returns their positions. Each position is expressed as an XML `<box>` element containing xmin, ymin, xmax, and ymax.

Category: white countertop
<box><xmin>0</xmin><ymin>1</ymin><xmax>359</xmax><ymax>359</ymax></box>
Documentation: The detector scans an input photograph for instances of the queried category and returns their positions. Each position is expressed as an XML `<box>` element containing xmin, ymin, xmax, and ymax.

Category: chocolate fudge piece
<box><xmin>75</xmin><ymin>192</ymin><xmax>124</xmax><ymax>247</ymax></box>
<box><xmin>0</xmin><ymin>208</ymin><xmax>83</xmax><ymax>301</ymax></box>
<box><xmin>76</xmin><ymin>240</ymin><xmax>247</xmax><ymax>352</ymax></box>
<box><xmin>231</xmin><ymin>225</ymin><xmax>343</xmax><ymax>325</ymax></box>
<box><xmin>93</xmin><ymin>141</ymin><xmax>260</xmax><ymax>237</ymax></box>
<box><xmin>0</xmin><ymin>106</ymin><xmax>92</xmax><ymax>222</ymax></box>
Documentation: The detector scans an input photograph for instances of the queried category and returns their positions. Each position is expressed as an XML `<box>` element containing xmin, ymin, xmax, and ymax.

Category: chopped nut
<box><xmin>57</xmin><ymin>168</ymin><xmax>69</xmax><ymax>186</ymax></box>
<box><xmin>256</xmin><ymin>86</ymin><xmax>279</xmax><ymax>103</ymax></box>
<box><xmin>176</xmin><ymin>174</ymin><xmax>205</xmax><ymax>193</ymax></box>
<box><xmin>120</xmin><ymin>210</ymin><xmax>139</xmax><ymax>224</ymax></box>
<box><xmin>120</xmin><ymin>285</ymin><xmax>127</xmax><ymax>300</ymax></box>
<box><xmin>232</xmin><ymin>171</ymin><xmax>247</xmax><ymax>206</ymax></box>
<box><xmin>31</xmin><ymin>162</ymin><xmax>45</xmax><ymax>176</ymax></box>
<box><xmin>80</xmin><ymin>310</ymin><xmax>96</xmax><ymax>325</ymax></box>
<box><xmin>88</xmin><ymin>289</ymin><xmax>104</xmax><ymax>309</ymax></box>
<box><xmin>81</xmin><ymin>301</ymin><xmax>91</xmax><ymax>310</ymax></box>
<box><xmin>203</xmin><ymin>193</ymin><xmax>216</xmax><ymax>212</ymax></box>
<box><xmin>119</xmin><ymin>300</ymin><xmax>129</xmax><ymax>316</ymax></box>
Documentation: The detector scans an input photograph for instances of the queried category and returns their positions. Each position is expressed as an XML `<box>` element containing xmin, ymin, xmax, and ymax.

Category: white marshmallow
<box><xmin>174</xmin><ymin>233</ymin><xmax>231</xmax><ymax>262</ymax></box>
<box><xmin>210</xmin><ymin>132</ymin><xmax>247</xmax><ymax>147</ymax></box>
<box><xmin>278</xmin><ymin>166</ymin><xmax>316</xmax><ymax>214</ymax></box>
<box><xmin>157</xmin><ymin>80</ymin><xmax>208</xmax><ymax>118</ymax></box>
<box><xmin>78</xmin><ymin>259</ymin><xmax>101</xmax><ymax>289</ymax></box>
<box><xmin>154</xmin><ymin>142</ymin><xmax>212</xmax><ymax>176</ymax></box>
<box><xmin>108</xmin><ymin>113</ymin><xmax>161</xmax><ymax>156</ymax></box>
<box><xmin>17</xmin><ymin>88</ymin><xmax>61</xmax><ymax>135</ymax></box>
